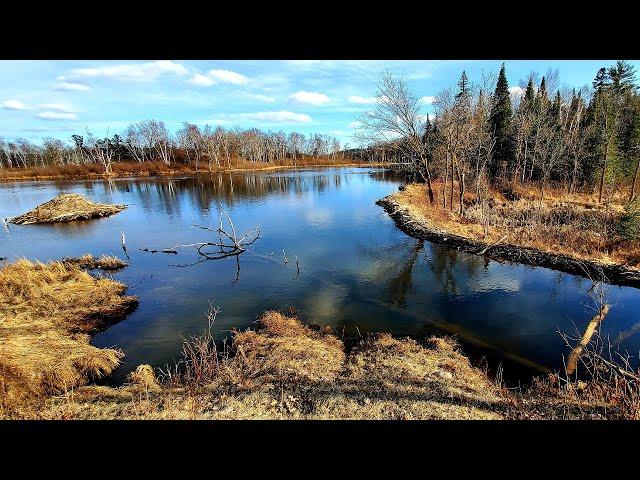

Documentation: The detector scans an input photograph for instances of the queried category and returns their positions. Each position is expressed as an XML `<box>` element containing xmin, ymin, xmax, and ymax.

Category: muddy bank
<box><xmin>377</xmin><ymin>195</ymin><xmax>640</xmax><ymax>288</ymax></box>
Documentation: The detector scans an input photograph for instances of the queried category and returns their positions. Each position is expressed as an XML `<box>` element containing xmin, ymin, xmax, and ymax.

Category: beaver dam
<box><xmin>10</xmin><ymin>193</ymin><xmax>126</xmax><ymax>225</ymax></box>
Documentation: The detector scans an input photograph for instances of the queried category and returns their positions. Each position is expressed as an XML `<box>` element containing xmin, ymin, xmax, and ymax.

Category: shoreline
<box><xmin>0</xmin><ymin>162</ymin><xmax>388</xmax><ymax>183</ymax></box>
<box><xmin>377</xmin><ymin>195</ymin><xmax>640</xmax><ymax>289</ymax></box>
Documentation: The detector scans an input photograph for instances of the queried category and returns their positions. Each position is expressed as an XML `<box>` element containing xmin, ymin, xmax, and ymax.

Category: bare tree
<box><xmin>357</xmin><ymin>72</ymin><xmax>435</xmax><ymax>202</ymax></box>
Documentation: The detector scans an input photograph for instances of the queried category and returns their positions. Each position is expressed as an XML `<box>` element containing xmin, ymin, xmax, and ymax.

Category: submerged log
<box><xmin>10</xmin><ymin>194</ymin><xmax>126</xmax><ymax>225</ymax></box>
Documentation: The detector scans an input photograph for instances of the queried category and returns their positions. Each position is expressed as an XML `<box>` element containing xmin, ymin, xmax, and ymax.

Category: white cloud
<box><xmin>420</xmin><ymin>96</ymin><xmax>435</xmax><ymax>105</ymax></box>
<box><xmin>187</xmin><ymin>73</ymin><xmax>216</xmax><ymax>87</ymax></box>
<box><xmin>39</xmin><ymin>103</ymin><xmax>78</xmax><ymax>113</ymax></box>
<box><xmin>208</xmin><ymin>69</ymin><xmax>248</xmax><ymax>85</ymax></box>
<box><xmin>348</xmin><ymin>95</ymin><xmax>377</xmax><ymax>104</ymax></box>
<box><xmin>2</xmin><ymin>100</ymin><xmax>30</xmax><ymax>110</ymax></box>
<box><xmin>250</xmin><ymin>94</ymin><xmax>276</xmax><ymax>103</ymax></box>
<box><xmin>187</xmin><ymin>69</ymin><xmax>249</xmax><ymax>87</ymax></box>
<box><xmin>37</xmin><ymin>111</ymin><xmax>79</xmax><ymax>121</ymax></box>
<box><xmin>509</xmin><ymin>86</ymin><xmax>524</xmax><ymax>97</ymax></box>
<box><xmin>69</xmin><ymin>60</ymin><xmax>188</xmax><ymax>81</ymax></box>
<box><xmin>54</xmin><ymin>81</ymin><xmax>91</xmax><ymax>92</ymax></box>
<box><xmin>289</xmin><ymin>91</ymin><xmax>330</xmax><ymax>106</ymax></box>
<box><xmin>349</xmin><ymin>121</ymin><xmax>362</xmax><ymax>129</ymax></box>
<box><xmin>211</xmin><ymin>111</ymin><xmax>312</xmax><ymax>124</ymax></box>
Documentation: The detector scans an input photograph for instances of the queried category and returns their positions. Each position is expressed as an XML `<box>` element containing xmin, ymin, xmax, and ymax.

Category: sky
<box><xmin>1</xmin><ymin>60</ymin><xmax>638</xmax><ymax>148</ymax></box>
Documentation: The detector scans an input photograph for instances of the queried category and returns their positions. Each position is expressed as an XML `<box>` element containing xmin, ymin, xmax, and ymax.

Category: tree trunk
<box><xmin>599</xmin><ymin>147</ymin><xmax>608</xmax><ymax>203</ymax></box>
<box><xmin>459</xmin><ymin>172</ymin><xmax>465</xmax><ymax>216</ymax></box>
<box><xmin>630</xmin><ymin>157</ymin><xmax>640</xmax><ymax>203</ymax></box>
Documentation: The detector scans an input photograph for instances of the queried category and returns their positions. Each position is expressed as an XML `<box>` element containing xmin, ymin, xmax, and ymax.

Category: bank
<box><xmin>377</xmin><ymin>184</ymin><xmax>640</xmax><ymax>288</ymax></box>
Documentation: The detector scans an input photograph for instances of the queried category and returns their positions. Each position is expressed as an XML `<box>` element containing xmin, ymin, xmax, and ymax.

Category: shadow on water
<box><xmin>2</xmin><ymin>167</ymin><xmax>640</xmax><ymax>385</ymax></box>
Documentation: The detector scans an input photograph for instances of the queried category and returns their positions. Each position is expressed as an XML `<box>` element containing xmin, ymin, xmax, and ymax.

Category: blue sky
<box><xmin>1</xmin><ymin>60</ymin><xmax>638</xmax><ymax>148</ymax></box>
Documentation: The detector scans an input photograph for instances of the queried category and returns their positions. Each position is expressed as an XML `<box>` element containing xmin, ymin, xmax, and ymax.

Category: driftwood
<box><xmin>566</xmin><ymin>304</ymin><xmax>610</xmax><ymax>375</ymax></box>
<box><xmin>144</xmin><ymin>205</ymin><xmax>260</xmax><ymax>262</ymax></box>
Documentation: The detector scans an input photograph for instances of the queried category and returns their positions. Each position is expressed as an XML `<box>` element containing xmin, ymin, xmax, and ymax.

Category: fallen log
<box><xmin>566</xmin><ymin>304</ymin><xmax>610</xmax><ymax>376</ymax></box>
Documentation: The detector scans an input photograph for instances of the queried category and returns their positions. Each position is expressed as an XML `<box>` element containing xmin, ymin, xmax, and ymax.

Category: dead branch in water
<box><xmin>142</xmin><ymin>204</ymin><xmax>260</xmax><ymax>261</ymax></box>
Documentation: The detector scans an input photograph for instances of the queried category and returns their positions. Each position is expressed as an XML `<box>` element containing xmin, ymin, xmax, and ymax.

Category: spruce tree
<box><xmin>537</xmin><ymin>76</ymin><xmax>549</xmax><ymax>112</ymax></box>
<box><xmin>489</xmin><ymin>63</ymin><xmax>514</xmax><ymax>177</ymax></box>
<box><xmin>523</xmin><ymin>78</ymin><xmax>536</xmax><ymax>112</ymax></box>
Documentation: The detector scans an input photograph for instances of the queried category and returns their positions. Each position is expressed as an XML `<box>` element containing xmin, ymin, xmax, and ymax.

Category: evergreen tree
<box><xmin>456</xmin><ymin>71</ymin><xmax>470</xmax><ymax>100</ymax></box>
<box><xmin>550</xmin><ymin>90</ymin><xmax>562</xmax><ymax>122</ymax></box>
<box><xmin>489</xmin><ymin>63</ymin><xmax>514</xmax><ymax>177</ymax></box>
<box><xmin>536</xmin><ymin>76</ymin><xmax>549</xmax><ymax>112</ymax></box>
<box><xmin>608</xmin><ymin>60</ymin><xmax>637</xmax><ymax>96</ymax></box>
<box><xmin>523</xmin><ymin>78</ymin><xmax>536</xmax><ymax>112</ymax></box>
<box><xmin>592</xmin><ymin>67</ymin><xmax>609</xmax><ymax>91</ymax></box>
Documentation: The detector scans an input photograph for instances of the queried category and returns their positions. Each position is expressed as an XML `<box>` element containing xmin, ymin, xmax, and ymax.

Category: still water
<box><xmin>2</xmin><ymin>167</ymin><xmax>639</xmax><ymax>383</ymax></box>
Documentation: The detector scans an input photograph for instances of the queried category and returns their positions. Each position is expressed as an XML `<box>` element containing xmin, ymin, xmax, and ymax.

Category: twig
<box><xmin>477</xmin><ymin>234</ymin><xmax>509</xmax><ymax>256</ymax></box>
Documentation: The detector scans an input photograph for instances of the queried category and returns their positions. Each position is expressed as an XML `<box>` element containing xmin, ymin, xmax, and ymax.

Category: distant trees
<box><xmin>0</xmin><ymin>122</ymin><xmax>343</xmax><ymax>172</ymax></box>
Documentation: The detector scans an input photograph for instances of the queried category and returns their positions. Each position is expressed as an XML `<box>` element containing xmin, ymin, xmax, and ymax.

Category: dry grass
<box><xmin>17</xmin><ymin>308</ymin><xmax>636</xmax><ymax>420</ymax></box>
<box><xmin>34</xmin><ymin>312</ymin><xmax>511</xmax><ymax>420</ymax></box>
<box><xmin>0</xmin><ymin>258</ymin><xmax>138</xmax><ymax>417</ymax></box>
<box><xmin>10</xmin><ymin>193</ymin><xmax>126</xmax><ymax>225</ymax></box>
<box><xmin>391</xmin><ymin>183</ymin><xmax>640</xmax><ymax>269</ymax></box>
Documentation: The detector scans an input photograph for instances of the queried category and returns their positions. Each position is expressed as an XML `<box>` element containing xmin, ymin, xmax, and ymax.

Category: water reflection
<box><xmin>1</xmin><ymin>167</ymin><xmax>640</xmax><ymax>384</ymax></box>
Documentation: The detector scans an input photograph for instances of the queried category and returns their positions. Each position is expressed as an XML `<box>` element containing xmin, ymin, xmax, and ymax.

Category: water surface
<box><xmin>2</xmin><ymin>167</ymin><xmax>639</xmax><ymax>383</ymax></box>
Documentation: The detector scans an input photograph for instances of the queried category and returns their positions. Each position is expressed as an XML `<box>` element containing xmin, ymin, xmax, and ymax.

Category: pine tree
<box><xmin>593</xmin><ymin>67</ymin><xmax>609</xmax><ymax>91</ymax></box>
<box><xmin>489</xmin><ymin>63</ymin><xmax>514</xmax><ymax>177</ymax></box>
<box><xmin>537</xmin><ymin>76</ymin><xmax>549</xmax><ymax>112</ymax></box>
<box><xmin>456</xmin><ymin>71</ymin><xmax>470</xmax><ymax>99</ymax></box>
<box><xmin>608</xmin><ymin>60</ymin><xmax>637</xmax><ymax>96</ymax></box>
<box><xmin>523</xmin><ymin>78</ymin><xmax>536</xmax><ymax>112</ymax></box>
<box><xmin>551</xmin><ymin>90</ymin><xmax>562</xmax><ymax>122</ymax></box>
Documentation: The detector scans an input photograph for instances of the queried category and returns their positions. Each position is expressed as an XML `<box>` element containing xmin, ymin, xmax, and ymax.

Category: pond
<box><xmin>2</xmin><ymin>167</ymin><xmax>639</xmax><ymax>384</ymax></box>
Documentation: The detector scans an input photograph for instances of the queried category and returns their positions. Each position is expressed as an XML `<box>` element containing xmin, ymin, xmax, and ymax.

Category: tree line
<box><xmin>0</xmin><ymin>122</ymin><xmax>344</xmax><ymax>173</ymax></box>
<box><xmin>358</xmin><ymin>61</ymin><xmax>640</xmax><ymax>213</ymax></box>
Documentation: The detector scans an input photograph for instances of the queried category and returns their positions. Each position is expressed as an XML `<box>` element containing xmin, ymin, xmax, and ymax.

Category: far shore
<box><xmin>0</xmin><ymin>160</ymin><xmax>390</xmax><ymax>183</ymax></box>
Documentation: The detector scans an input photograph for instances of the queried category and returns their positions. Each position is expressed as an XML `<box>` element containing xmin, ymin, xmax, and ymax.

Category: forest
<box><xmin>359</xmin><ymin>61</ymin><xmax>640</xmax><ymax>210</ymax></box>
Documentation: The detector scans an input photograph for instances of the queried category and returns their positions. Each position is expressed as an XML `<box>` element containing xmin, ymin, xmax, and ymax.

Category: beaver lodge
<box><xmin>10</xmin><ymin>193</ymin><xmax>126</xmax><ymax>225</ymax></box>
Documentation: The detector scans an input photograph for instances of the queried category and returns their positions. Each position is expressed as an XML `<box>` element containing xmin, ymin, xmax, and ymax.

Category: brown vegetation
<box><xmin>10</xmin><ymin>193</ymin><xmax>126</xmax><ymax>225</ymax></box>
<box><xmin>35</xmin><ymin>311</ymin><xmax>510</xmax><ymax>420</ymax></box>
<box><xmin>0</xmin><ymin>258</ymin><xmax>138</xmax><ymax>417</ymax></box>
<box><xmin>3</xmin><ymin>296</ymin><xmax>638</xmax><ymax>419</ymax></box>
<box><xmin>380</xmin><ymin>182</ymin><xmax>640</xmax><ymax>285</ymax></box>
<box><xmin>0</xmin><ymin>158</ymin><xmax>379</xmax><ymax>183</ymax></box>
